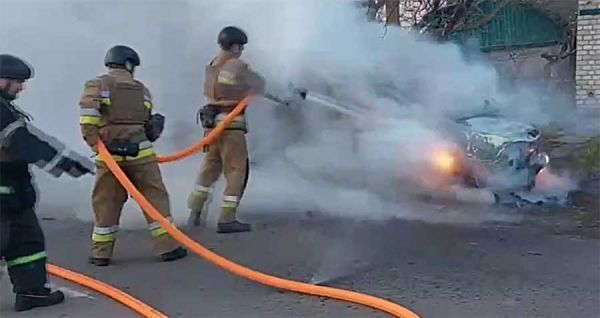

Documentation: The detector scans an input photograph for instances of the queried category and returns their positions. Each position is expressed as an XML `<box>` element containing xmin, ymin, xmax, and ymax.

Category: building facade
<box><xmin>576</xmin><ymin>0</ymin><xmax>600</xmax><ymax>108</ymax></box>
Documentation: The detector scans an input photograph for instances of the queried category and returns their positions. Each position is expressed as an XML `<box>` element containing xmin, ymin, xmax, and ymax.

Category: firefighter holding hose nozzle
<box><xmin>187</xmin><ymin>26</ymin><xmax>267</xmax><ymax>233</ymax></box>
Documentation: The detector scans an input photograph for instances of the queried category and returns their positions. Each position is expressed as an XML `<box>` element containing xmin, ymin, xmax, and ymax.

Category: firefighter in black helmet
<box><xmin>103</xmin><ymin>45</ymin><xmax>141</xmax><ymax>72</ymax></box>
<box><xmin>217</xmin><ymin>26</ymin><xmax>248</xmax><ymax>51</ymax></box>
<box><xmin>79</xmin><ymin>45</ymin><xmax>187</xmax><ymax>266</ymax></box>
<box><xmin>187</xmin><ymin>26</ymin><xmax>265</xmax><ymax>233</ymax></box>
<box><xmin>0</xmin><ymin>54</ymin><xmax>95</xmax><ymax>312</ymax></box>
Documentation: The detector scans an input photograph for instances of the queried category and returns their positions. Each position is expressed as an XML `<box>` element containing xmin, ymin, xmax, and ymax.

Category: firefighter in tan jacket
<box><xmin>187</xmin><ymin>26</ymin><xmax>265</xmax><ymax>233</ymax></box>
<box><xmin>79</xmin><ymin>45</ymin><xmax>187</xmax><ymax>266</ymax></box>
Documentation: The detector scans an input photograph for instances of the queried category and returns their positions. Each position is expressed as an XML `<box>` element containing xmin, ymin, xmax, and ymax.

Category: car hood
<box><xmin>463</xmin><ymin>117</ymin><xmax>540</xmax><ymax>142</ymax></box>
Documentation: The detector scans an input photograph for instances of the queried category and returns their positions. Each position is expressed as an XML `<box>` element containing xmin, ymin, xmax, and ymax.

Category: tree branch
<box><xmin>460</xmin><ymin>0</ymin><xmax>512</xmax><ymax>32</ymax></box>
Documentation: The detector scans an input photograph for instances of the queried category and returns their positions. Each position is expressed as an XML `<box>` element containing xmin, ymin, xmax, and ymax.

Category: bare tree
<box><xmin>414</xmin><ymin>0</ymin><xmax>529</xmax><ymax>40</ymax></box>
<box><xmin>356</xmin><ymin>0</ymin><xmax>576</xmax><ymax>58</ymax></box>
<box><xmin>353</xmin><ymin>0</ymin><xmax>386</xmax><ymax>21</ymax></box>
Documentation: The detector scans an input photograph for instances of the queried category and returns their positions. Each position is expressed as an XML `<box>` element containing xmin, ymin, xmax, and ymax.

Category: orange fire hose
<box><xmin>47</xmin><ymin>264</ymin><xmax>167</xmax><ymax>318</ymax></box>
<box><xmin>41</xmin><ymin>98</ymin><xmax>256</xmax><ymax>318</ymax></box>
<box><xmin>94</xmin><ymin>97</ymin><xmax>421</xmax><ymax>318</ymax></box>
<box><xmin>42</xmin><ymin>95</ymin><xmax>419</xmax><ymax>318</ymax></box>
<box><xmin>156</xmin><ymin>95</ymin><xmax>255</xmax><ymax>163</ymax></box>
<box><xmin>40</xmin><ymin>98</ymin><xmax>256</xmax><ymax>318</ymax></box>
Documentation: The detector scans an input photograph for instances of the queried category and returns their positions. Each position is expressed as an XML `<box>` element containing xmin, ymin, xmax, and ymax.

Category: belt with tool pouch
<box><xmin>96</xmin><ymin>139</ymin><xmax>155</xmax><ymax>162</ymax></box>
<box><xmin>197</xmin><ymin>104</ymin><xmax>247</xmax><ymax>132</ymax></box>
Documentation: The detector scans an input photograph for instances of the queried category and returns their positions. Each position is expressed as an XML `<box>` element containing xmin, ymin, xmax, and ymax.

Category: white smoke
<box><xmin>1</xmin><ymin>0</ymin><xmax>583</xmax><ymax>229</ymax></box>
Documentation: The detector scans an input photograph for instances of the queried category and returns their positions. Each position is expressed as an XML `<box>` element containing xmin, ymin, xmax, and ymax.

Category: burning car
<box><xmin>280</xmin><ymin>88</ymin><xmax>552</xmax><ymax>205</ymax></box>
<box><xmin>420</xmin><ymin>111</ymin><xmax>550</xmax><ymax>203</ymax></box>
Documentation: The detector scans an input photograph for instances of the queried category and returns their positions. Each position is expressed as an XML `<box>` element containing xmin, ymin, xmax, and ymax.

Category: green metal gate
<box><xmin>446</xmin><ymin>2</ymin><xmax>566</xmax><ymax>51</ymax></box>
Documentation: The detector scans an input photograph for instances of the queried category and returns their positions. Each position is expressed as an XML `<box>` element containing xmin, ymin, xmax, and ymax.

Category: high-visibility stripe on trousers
<box><xmin>91</xmin><ymin>225</ymin><xmax>118</xmax><ymax>243</ymax></box>
<box><xmin>0</xmin><ymin>185</ymin><xmax>15</xmax><ymax>194</ymax></box>
<box><xmin>6</xmin><ymin>251</ymin><xmax>47</xmax><ymax>268</ymax></box>
<box><xmin>147</xmin><ymin>216</ymin><xmax>173</xmax><ymax>238</ymax></box>
<box><xmin>219</xmin><ymin>195</ymin><xmax>239</xmax><ymax>223</ymax></box>
<box><xmin>91</xmin><ymin>162</ymin><xmax>180</xmax><ymax>259</ymax></box>
<box><xmin>1</xmin><ymin>195</ymin><xmax>50</xmax><ymax>293</ymax></box>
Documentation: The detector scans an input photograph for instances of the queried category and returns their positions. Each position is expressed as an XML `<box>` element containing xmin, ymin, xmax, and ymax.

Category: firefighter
<box><xmin>0</xmin><ymin>54</ymin><xmax>95</xmax><ymax>311</ymax></box>
<box><xmin>79</xmin><ymin>45</ymin><xmax>187</xmax><ymax>266</ymax></box>
<box><xmin>187</xmin><ymin>26</ymin><xmax>266</xmax><ymax>233</ymax></box>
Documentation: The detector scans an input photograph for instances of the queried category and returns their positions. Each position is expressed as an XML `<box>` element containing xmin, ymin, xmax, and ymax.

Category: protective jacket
<box><xmin>202</xmin><ymin>51</ymin><xmax>265</xmax><ymax>132</ymax></box>
<box><xmin>79</xmin><ymin>68</ymin><xmax>181</xmax><ymax>261</ymax></box>
<box><xmin>0</xmin><ymin>97</ymin><xmax>94</xmax><ymax>181</ymax></box>
<box><xmin>79</xmin><ymin>68</ymin><xmax>157</xmax><ymax>164</ymax></box>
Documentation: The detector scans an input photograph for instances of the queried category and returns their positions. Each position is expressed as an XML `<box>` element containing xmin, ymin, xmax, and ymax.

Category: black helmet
<box><xmin>104</xmin><ymin>45</ymin><xmax>140</xmax><ymax>67</ymax></box>
<box><xmin>217</xmin><ymin>26</ymin><xmax>248</xmax><ymax>50</ymax></box>
<box><xmin>0</xmin><ymin>54</ymin><xmax>34</xmax><ymax>80</ymax></box>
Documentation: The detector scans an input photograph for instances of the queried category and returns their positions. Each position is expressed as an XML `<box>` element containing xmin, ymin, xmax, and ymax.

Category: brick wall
<box><xmin>576</xmin><ymin>0</ymin><xmax>600</xmax><ymax>108</ymax></box>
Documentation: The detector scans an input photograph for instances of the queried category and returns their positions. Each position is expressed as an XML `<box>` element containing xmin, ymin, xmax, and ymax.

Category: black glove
<box><xmin>55</xmin><ymin>155</ymin><xmax>95</xmax><ymax>178</ymax></box>
<box><xmin>293</xmin><ymin>87</ymin><xmax>307</xmax><ymax>100</ymax></box>
<box><xmin>279</xmin><ymin>87</ymin><xmax>308</xmax><ymax>106</ymax></box>
<box><xmin>105</xmin><ymin>140</ymin><xmax>140</xmax><ymax>157</ymax></box>
<box><xmin>145</xmin><ymin>113</ymin><xmax>165</xmax><ymax>142</ymax></box>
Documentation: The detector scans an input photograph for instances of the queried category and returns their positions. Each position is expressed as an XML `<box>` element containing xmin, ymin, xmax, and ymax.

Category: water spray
<box><xmin>264</xmin><ymin>86</ymin><xmax>366</xmax><ymax>119</ymax></box>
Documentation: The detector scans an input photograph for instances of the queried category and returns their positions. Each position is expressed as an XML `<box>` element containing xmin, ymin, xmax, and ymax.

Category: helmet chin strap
<box><xmin>125</xmin><ymin>61</ymin><xmax>134</xmax><ymax>73</ymax></box>
<box><xmin>230</xmin><ymin>45</ymin><xmax>243</xmax><ymax>57</ymax></box>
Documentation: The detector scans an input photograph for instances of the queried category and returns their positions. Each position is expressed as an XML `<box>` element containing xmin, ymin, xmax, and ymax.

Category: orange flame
<box><xmin>432</xmin><ymin>150</ymin><xmax>456</xmax><ymax>173</ymax></box>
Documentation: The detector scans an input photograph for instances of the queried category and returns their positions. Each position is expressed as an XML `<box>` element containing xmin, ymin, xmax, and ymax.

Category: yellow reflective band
<box><xmin>144</xmin><ymin>101</ymin><xmax>152</xmax><ymax>110</ymax></box>
<box><xmin>215</xmin><ymin>120</ymin><xmax>246</xmax><ymax>130</ymax></box>
<box><xmin>151</xmin><ymin>227</ymin><xmax>168</xmax><ymax>238</ymax></box>
<box><xmin>93</xmin><ymin>225</ymin><xmax>118</xmax><ymax>234</ymax></box>
<box><xmin>0</xmin><ymin>185</ymin><xmax>15</xmax><ymax>195</ymax></box>
<box><xmin>7</xmin><ymin>251</ymin><xmax>47</xmax><ymax>268</ymax></box>
<box><xmin>80</xmin><ymin>108</ymin><xmax>101</xmax><ymax>117</ymax></box>
<box><xmin>218</xmin><ymin>78</ymin><xmax>236</xmax><ymax>85</ymax></box>
<box><xmin>101</xmin><ymin>98</ymin><xmax>111</xmax><ymax>106</ymax></box>
<box><xmin>127</xmin><ymin>147</ymin><xmax>155</xmax><ymax>161</ymax></box>
<box><xmin>80</xmin><ymin>115</ymin><xmax>101</xmax><ymax>125</ymax></box>
<box><xmin>217</xmin><ymin>71</ymin><xmax>236</xmax><ymax>85</ymax></box>
<box><xmin>221</xmin><ymin>202</ymin><xmax>237</xmax><ymax>209</ymax></box>
<box><xmin>92</xmin><ymin>232</ymin><xmax>116</xmax><ymax>243</ymax></box>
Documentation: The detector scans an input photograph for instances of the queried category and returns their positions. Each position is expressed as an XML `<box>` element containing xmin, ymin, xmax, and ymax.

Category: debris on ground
<box><xmin>526</xmin><ymin>129</ymin><xmax>600</xmax><ymax>238</ymax></box>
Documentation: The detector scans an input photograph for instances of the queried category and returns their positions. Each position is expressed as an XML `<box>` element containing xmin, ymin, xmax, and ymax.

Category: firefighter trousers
<box><xmin>193</xmin><ymin>130</ymin><xmax>249</xmax><ymax>223</ymax></box>
<box><xmin>91</xmin><ymin>160</ymin><xmax>179</xmax><ymax>259</ymax></box>
<box><xmin>0</xmin><ymin>167</ymin><xmax>48</xmax><ymax>294</ymax></box>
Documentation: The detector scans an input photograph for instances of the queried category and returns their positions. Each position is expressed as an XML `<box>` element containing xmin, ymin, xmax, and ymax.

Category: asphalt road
<box><xmin>1</xmin><ymin>208</ymin><xmax>598</xmax><ymax>318</ymax></box>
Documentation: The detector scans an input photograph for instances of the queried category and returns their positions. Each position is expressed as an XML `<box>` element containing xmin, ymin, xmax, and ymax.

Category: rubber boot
<box><xmin>90</xmin><ymin>240</ymin><xmax>115</xmax><ymax>267</ymax></box>
<box><xmin>187</xmin><ymin>190</ymin><xmax>209</xmax><ymax>226</ymax></box>
<box><xmin>160</xmin><ymin>247</ymin><xmax>188</xmax><ymax>262</ymax></box>
<box><xmin>217</xmin><ymin>221</ymin><xmax>251</xmax><ymax>233</ymax></box>
<box><xmin>14</xmin><ymin>287</ymin><xmax>65</xmax><ymax>312</ymax></box>
<box><xmin>217</xmin><ymin>206</ymin><xmax>251</xmax><ymax>234</ymax></box>
<box><xmin>89</xmin><ymin>257</ymin><xmax>110</xmax><ymax>267</ymax></box>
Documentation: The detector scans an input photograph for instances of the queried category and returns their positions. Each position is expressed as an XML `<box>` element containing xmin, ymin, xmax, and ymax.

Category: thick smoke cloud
<box><xmin>1</xmin><ymin>0</ymin><xmax>582</xmax><ymax>229</ymax></box>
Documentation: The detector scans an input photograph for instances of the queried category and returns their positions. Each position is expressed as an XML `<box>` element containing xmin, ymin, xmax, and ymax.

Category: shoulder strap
<box><xmin>97</xmin><ymin>74</ymin><xmax>116</xmax><ymax>97</ymax></box>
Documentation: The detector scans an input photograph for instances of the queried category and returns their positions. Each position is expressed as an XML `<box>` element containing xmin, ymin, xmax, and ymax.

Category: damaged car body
<box><xmin>422</xmin><ymin>110</ymin><xmax>551</xmax><ymax>204</ymax></box>
<box><xmin>277</xmin><ymin>86</ymin><xmax>553</xmax><ymax>206</ymax></box>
